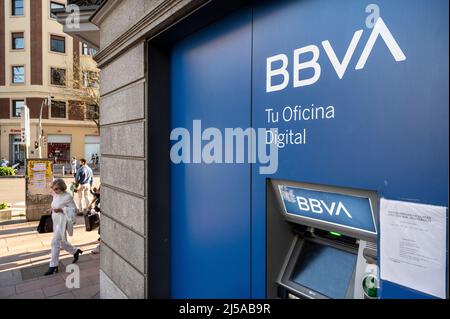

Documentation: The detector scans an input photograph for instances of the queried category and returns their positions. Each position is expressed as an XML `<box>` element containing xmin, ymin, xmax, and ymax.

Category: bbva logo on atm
<box><xmin>296</xmin><ymin>196</ymin><xmax>353</xmax><ymax>219</ymax></box>
<box><xmin>266</xmin><ymin>18</ymin><xmax>406</xmax><ymax>92</ymax></box>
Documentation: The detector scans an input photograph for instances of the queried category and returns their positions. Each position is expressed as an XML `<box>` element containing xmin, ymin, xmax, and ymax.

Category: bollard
<box><xmin>62</xmin><ymin>166</ymin><xmax>65</xmax><ymax>176</ymax></box>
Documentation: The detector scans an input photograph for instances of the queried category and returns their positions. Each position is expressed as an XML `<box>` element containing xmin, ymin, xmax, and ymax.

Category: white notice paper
<box><xmin>33</xmin><ymin>163</ymin><xmax>46</xmax><ymax>171</ymax></box>
<box><xmin>380</xmin><ymin>198</ymin><xmax>447</xmax><ymax>298</ymax></box>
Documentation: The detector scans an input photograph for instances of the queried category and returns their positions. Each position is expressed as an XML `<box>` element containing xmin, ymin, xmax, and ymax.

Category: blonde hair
<box><xmin>51</xmin><ymin>179</ymin><xmax>67</xmax><ymax>191</ymax></box>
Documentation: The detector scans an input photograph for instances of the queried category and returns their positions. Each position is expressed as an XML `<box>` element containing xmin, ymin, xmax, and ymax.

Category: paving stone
<box><xmin>0</xmin><ymin>273</ymin><xmax>23</xmax><ymax>287</ymax></box>
<box><xmin>72</xmin><ymin>283</ymin><xmax>100</xmax><ymax>299</ymax></box>
<box><xmin>84</xmin><ymin>273</ymin><xmax>100</xmax><ymax>286</ymax></box>
<box><xmin>78</xmin><ymin>259</ymin><xmax>100</xmax><ymax>271</ymax></box>
<box><xmin>80</xmin><ymin>268</ymin><xmax>100</xmax><ymax>280</ymax></box>
<box><xmin>42</xmin><ymin>283</ymin><xmax>72</xmax><ymax>298</ymax></box>
<box><xmin>5</xmin><ymin>234</ymin><xmax>39</xmax><ymax>244</ymax></box>
<box><xmin>8</xmin><ymin>288</ymin><xmax>45</xmax><ymax>299</ymax></box>
<box><xmin>7</xmin><ymin>242</ymin><xmax>44</xmax><ymax>252</ymax></box>
<box><xmin>49</xmin><ymin>292</ymin><xmax>76</xmax><ymax>299</ymax></box>
<box><xmin>0</xmin><ymin>259</ymin><xmax>33</xmax><ymax>272</ymax></box>
<box><xmin>15</xmin><ymin>275</ymin><xmax>64</xmax><ymax>294</ymax></box>
<box><xmin>0</xmin><ymin>285</ymin><xmax>16</xmax><ymax>298</ymax></box>
<box><xmin>1</xmin><ymin>250</ymin><xmax>33</xmax><ymax>261</ymax></box>
<box><xmin>0</xmin><ymin>269</ymin><xmax>14</xmax><ymax>280</ymax></box>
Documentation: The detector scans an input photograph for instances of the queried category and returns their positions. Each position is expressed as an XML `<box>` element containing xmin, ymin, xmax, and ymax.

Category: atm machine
<box><xmin>267</xmin><ymin>179</ymin><xmax>379</xmax><ymax>299</ymax></box>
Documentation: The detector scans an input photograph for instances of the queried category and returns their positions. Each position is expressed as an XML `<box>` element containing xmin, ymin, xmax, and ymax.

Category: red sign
<box><xmin>10</xmin><ymin>129</ymin><xmax>21</xmax><ymax>133</ymax></box>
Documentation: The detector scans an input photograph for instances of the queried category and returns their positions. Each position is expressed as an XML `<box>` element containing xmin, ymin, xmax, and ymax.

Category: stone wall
<box><xmin>98</xmin><ymin>41</ymin><xmax>147</xmax><ymax>299</ymax></box>
<box><xmin>96</xmin><ymin>0</ymin><xmax>207</xmax><ymax>299</ymax></box>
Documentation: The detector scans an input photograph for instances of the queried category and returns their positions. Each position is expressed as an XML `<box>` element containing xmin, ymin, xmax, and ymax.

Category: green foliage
<box><xmin>0</xmin><ymin>167</ymin><xmax>16</xmax><ymax>176</ymax></box>
<box><xmin>0</xmin><ymin>202</ymin><xmax>8</xmax><ymax>210</ymax></box>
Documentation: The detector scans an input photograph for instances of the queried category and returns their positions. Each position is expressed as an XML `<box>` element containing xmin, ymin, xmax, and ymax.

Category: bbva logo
<box><xmin>266</xmin><ymin>17</ymin><xmax>406</xmax><ymax>92</ymax></box>
<box><xmin>296</xmin><ymin>196</ymin><xmax>353</xmax><ymax>219</ymax></box>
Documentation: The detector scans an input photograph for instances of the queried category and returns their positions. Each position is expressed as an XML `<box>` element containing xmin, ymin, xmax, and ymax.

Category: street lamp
<box><xmin>36</xmin><ymin>96</ymin><xmax>53</xmax><ymax>158</ymax></box>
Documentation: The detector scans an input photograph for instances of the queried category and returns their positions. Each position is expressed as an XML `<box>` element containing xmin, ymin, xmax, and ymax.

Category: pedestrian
<box><xmin>75</xmin><ymin>158</ymin><xmax>94</xmax><ymax>214</ymax></box>
<box><xmin>91</xmin><ymin>154</ymin><xmax>96</xmax><ymax>170</ymax></box>
<box><xmin>89</xmin><ymin>185</ymin><xmax>101</xmax><ymax>254</ymax></box>
<box><xmin>0</xmin><ymin>158</ymin><xmax>8</xmax><ymax>167</ymax></box>
<box><xmin>71</xmin><ymin>157</ymin><xmax>77</xmax><ymax>175</ymax></box>
<box><xmin>89</xmin><ymin>185</ymin><xmax>101</xmax><ymax>212</ymax></box>
<box><xmin>44</xmin><ymin>179</ymin><xmax>83</xmax><ymax>276</ymax></box>
<box><xmin>95</xmin><ymin>154</ymin><xmax>99</xmax><ymax>169</ymax></box>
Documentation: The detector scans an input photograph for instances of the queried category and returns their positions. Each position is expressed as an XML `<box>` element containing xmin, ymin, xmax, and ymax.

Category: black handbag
<box><xmin>84</xmin><ymin>212</ymin><xmax>100</xmax><ymax>232</ymax></box>
<box><xmin>37</xmin><ymin>215</ymin><xmax>53</xmax><ymax>233</ymax></box>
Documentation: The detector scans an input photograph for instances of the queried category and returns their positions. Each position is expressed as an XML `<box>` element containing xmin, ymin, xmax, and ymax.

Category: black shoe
<box><xmin>73</xmin><ymin>249</ymin><xmax>83</xmax><ymax>264</ymax></box>
<box><xmin>44</xmin><ymin>267</ymin><xmax>58</xmax><ymax>276</ymax></box>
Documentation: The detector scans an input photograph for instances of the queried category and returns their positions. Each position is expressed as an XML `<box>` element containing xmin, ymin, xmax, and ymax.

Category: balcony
<box><xmin>53</xmin><ymin>0</ymin><xmax>105</xmax><ymax>49</ymax></box>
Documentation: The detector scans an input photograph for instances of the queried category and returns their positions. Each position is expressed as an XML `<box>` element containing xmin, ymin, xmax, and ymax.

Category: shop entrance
<box><xmin>47</xmin><ymin>135</ymin><xmax>71</xmax><ymax>163</ymax></box>
<box><xmin>85</xmin><ymin>135</ymin><xmax>100</xmax><ymax>166</ymax></box>
<box><xmin>10</xmin><ymin>135</ymin><xmax>25</xmax><ymax>165</ymax></box>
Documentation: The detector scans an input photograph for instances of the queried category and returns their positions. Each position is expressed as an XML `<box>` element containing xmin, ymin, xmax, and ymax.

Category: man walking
<box><xmin>71</xmin><ymin>157</ymin><xmax>77</xmax><ymax>175</ymax></box>
<box><xmin>75</xmin><ymin>158</ymin><xmax>94</xmax><ymax>214</ymax></box>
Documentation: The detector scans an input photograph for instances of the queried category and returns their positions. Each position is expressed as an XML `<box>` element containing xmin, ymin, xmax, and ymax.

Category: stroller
<box><xmin>84</xmin><ymin>187</ymin><xmax>100</xmax><ymax>232</ymax></box>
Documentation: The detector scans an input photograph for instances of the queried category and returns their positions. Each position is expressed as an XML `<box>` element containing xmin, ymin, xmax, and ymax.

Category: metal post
<box><xmin>37</xmin><ymin>100</ymin><xmax>44</xmax><ymax>159</ymax></box>
<box><xmin>37</xmin><ymin>96</ymin><xmax>52</xmax><ymax>159</ymax></box>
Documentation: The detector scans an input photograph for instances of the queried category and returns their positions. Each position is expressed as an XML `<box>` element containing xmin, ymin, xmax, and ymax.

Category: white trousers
<box><xmin>50</xmin><ymin>213</ymin><xmax>78</xmax><ymax>267</ymax></box>
<box><xmin>78</xmin><ymin>183</ymin><xmax>92</xmax><ymax>212</ymax></box>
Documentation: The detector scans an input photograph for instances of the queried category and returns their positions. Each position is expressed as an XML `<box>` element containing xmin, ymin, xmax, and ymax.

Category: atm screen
<box><xmin>291</xmin><ymin>241</ymin><xmax>357</xmax><ymax>299</ymax></box>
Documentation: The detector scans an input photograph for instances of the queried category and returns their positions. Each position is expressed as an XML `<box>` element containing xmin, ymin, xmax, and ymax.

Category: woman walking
<box><xmin>45</xmin><ymin>179</ymin><xmax>83</xmax><ymax>276</ymax></box>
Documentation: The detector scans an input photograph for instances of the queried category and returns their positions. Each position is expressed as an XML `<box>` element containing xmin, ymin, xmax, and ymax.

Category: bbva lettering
<box><xmin>266</xmin><ymin>17</ymin><xmax>406</xmax><ymax>92</ymax></box>
<box><xmin>296</xmin><ymin>196</ymin><xmax>352</xmax><ymax>219</ymax></box>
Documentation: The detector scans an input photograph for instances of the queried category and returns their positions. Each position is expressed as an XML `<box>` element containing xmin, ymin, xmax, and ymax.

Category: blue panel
<box><xmin>279</xmin><ymin>185</ymin><xmax>376</xmax><ymax>234</ymax></box>
<box><xmin>170</xmin><ymin>9</ymin><xmax>252</xmax><ymax>298</ymax></box>
<box><xmin>251</xmin><ymin>0</ymin><xmax>449</xmax><ymax>298</ymax></box>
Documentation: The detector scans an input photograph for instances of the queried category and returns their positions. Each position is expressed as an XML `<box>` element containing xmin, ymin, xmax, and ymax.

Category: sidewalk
<box><xmin>0</xmin><ymin>217</ymin><xmax>100</xmax><ymax>299</ymax></box>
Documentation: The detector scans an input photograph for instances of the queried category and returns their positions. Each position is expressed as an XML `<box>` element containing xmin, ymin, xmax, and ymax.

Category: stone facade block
<box><xmin>102</xmin><ymin>186</ymin><xmax>145</xmax><ymax>236</ymax></box>
<box><xmin>100</xmin><ymin>244</ymin><xmax>145</xmax><ymax>299</ymax></box>
<box><xmin>100</xmin><ymin>43</ymin><xmax>145</xmax><ymax>95</ymax></box>
<box><xmin>100</xmin><ymin>157</ymin><xmax>145</xmax><ymax>196</ymax></box>
<box><xmin>101</xmin><ymin>214</ymin><xmax>145</xmax><ymax>273</ymax></box>
<box><xmin>99</xmin><ymin>270</ymin><xmax>128</xmax><ymax>299</ymax></box>
<box><xmin>101</xmin><ymin>121</ymin><xmax>145</xmax><ymax>158</ymax></box>
<box><xmin>100</xmin><ymin>81</ymin><xmax>145</xmax><ymax>125</ymax></box>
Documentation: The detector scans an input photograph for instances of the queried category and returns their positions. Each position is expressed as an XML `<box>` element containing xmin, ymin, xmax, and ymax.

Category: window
<box><xmin>50</xmin><ymin>35</ymin><xmax>65</xmax><ymax>53</ymax></box>
<box><xmin>83</xmin><ymin>71</ymin><xmax>98</xmax><ymax>88</ymax></box>
<box><xmin>82</xmin><ymin>43</ymin><xmax>98</xmax><ymax>56</ymax></box>
<box><xmin>50</xmin><ymin>67</ymin><xmax>66</xmax><ymax>86</ymax></box>
<box><xmin>11</xmin><ymin>0</ymin><xmax>24</xmax><ymax>16</ymax></box>
<box><xmin>85</xmin><ymin>104</ymin><xmax>99</xmax><ymax>120</ymax></box>
<box><xmin>50</xmin><ymin>1</ymin><xmax>65</xmax><ymax>19</ymax></box>
<box><xmin>12</xmin><ymin>32</ymin><xmax>24</xmax><ymax>50</ymax></box>
<box><xmin>12</xmin><ymin>66</ymin><xmax>25</xmax><ymax>84</ymax></box>
<box><xmin>51</xmin><ymin>101</ymin><xmax>66</xmax><ymax>118</ymax></box>
<box><xmin>12</xmin><ymin>100</ymin><xmax>25</xmax><ymax>117</ymax></box>
<box><xmin>83</xmin><ymin>71</ymin><xmax>88</xmax><ymax>87</ymax></box>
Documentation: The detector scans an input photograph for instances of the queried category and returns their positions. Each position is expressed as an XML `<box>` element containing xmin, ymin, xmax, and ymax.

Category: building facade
<box><xmin>59</xmin><ymin>0</ymin><xmax>448</xmax><ymax>299</ymax></box>
<box><xmin>0</xmin><ymin>0</ymin><xmax>99</xmax><ymax>167</ymax></box>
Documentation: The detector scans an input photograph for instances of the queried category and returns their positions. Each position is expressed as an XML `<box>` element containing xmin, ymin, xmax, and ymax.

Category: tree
<box><xmin>66</xmin><ymin>56</ymin><xmax>101</xmax><ymax>131</ymax></box>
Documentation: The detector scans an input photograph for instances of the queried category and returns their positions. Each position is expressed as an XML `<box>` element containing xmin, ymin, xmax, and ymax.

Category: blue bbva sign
<box><xmin>278</xmin><ymin>185</ymin><xmax>377</xmax><ymax>235</ymax></box>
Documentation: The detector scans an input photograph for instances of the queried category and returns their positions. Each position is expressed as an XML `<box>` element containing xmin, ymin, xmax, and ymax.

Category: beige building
<box><xmin>0</xmin><ymin>0</ymin><xmax>99</xmax><ymax>167</ymax></box>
